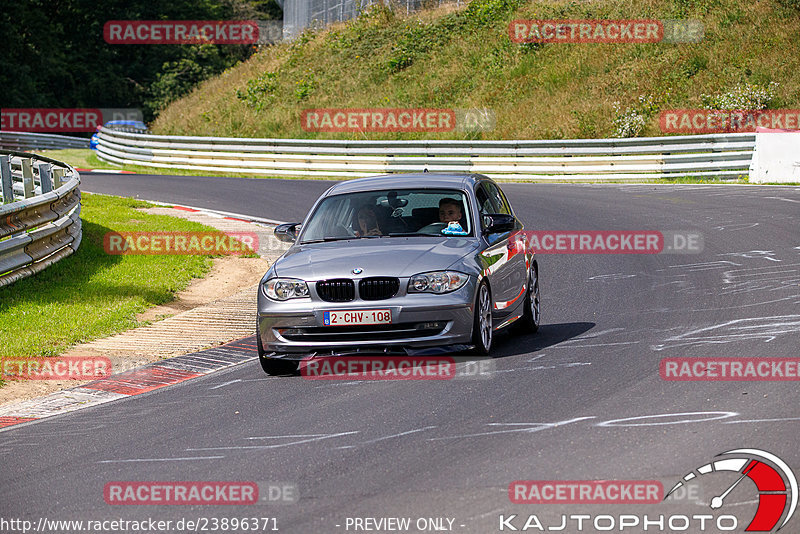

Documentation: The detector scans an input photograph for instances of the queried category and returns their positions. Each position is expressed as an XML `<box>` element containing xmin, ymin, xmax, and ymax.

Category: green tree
<box><xmin>0</xmin><ymin>0</ymin><xmax>281</xmax><ymax>122</ymax></box>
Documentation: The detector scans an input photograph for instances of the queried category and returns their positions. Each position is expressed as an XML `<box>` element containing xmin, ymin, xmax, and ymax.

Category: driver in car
<box><xmin>438</xmin><ymin>197</ymin><xmax>468</xmax><ymax>235</ymax></box>
<box><xmin>439</xmin><ymin>197</ymin><xmax>462</xmax><ymax>223</ymax></box>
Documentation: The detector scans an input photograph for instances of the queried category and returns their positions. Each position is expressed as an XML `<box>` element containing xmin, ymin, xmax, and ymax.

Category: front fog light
<box><xmin>264</xmin><ymin>278</ymin><xmax>309</xmax><ymax>301</ymax></box>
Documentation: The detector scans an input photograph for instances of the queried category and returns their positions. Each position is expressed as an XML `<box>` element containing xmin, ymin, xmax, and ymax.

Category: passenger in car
<box><xmin>354</xmin><ymin>205</ymin><xmax>383</xmax><ymax>237</ymax></box>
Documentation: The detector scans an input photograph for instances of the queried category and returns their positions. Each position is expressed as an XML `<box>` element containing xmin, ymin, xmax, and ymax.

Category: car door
<box><xmin>476</xmin><ymin>181</ymin><xmax>526</xmax><ymax>318</ymax></box>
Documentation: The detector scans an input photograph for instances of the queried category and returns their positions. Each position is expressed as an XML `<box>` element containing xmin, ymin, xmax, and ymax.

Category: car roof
<box><xmin>325</xmin><ymin>173</ymin><xmax>486</xmax><ymax>196</ymax></box>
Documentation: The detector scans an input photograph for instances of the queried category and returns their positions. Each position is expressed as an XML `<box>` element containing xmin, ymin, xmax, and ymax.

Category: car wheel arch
<box><xmin>474</xmin><ymin>274</ymin><xmax>492</xmax><ymax>309</ymax></box>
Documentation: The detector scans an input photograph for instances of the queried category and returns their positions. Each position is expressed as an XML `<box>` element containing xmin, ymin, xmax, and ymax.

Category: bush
<box><xmin>235</xmin><ymin>72</ymin><xmax>279</xmax><ymax>110</ymax></box>
<box><xmin>464</xmin><ymin>0</ymin><xmax>524</xmax><ymax>28</ymax></box>
<box><xmin>385</xmin><ymin>19</ymin><xmax>455</xmax><ymax>73</ymax></box>
<box><xmin>611</xmin><ymin>95</ymin><xmax>662</xmax><ymax>138</ymax></box>
<box><xmin>700</xmin><ymin>82</ymin><xmax>779</xmax><ymax>110</ymax></box>
<box><xmin>775</xmin><ymin>0</ymin><xmax>800</xmax><ymax>11</ymax></box>
<box><xmin>611</xmin><ymin>103</ymin><xmax>647</xmax><ymax>138</ymax></box>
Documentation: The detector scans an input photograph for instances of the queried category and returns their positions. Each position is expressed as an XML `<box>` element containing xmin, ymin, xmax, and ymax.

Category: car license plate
<box><xmin>323</xmin><ymin>309</ymin><xmax>392</xmax><ymax>326</ymax></box>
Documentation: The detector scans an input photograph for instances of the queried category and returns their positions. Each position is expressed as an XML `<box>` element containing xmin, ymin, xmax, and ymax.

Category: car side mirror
<box><xmin>482</xmin><ymin>214</ymin><xmax>516</xmax><ymax>235</ymax></box>
<box><xmin>274</xmin><ymin>223</ymin><xmax>300</xmax><ymax>243</ymax></box>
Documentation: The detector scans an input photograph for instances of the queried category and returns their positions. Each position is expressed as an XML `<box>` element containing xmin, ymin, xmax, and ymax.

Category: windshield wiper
<box><xmin>301</xmin><ymin>236</ymin><xmax>358</xmax><ymax>244</ymax></box>
<box><xmin>386</xmin><ymin>232</ymin><xmax>445</xmax><ymax>237</ymax></box>
<box><xmin>302</xmin><ymin>234</ymin><xmax>387</xmax><ymax>244</ymax></box>
<box><xmin>385</xmin><ymin>232</ymin><xmax>423</xmax><ymax>237</ymax></box>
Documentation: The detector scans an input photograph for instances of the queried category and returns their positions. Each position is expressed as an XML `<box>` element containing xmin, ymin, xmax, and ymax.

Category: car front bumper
<box><xmin>257</xmin><ymin>284</ymin><xmax>476</xmax><ymax>358</ymax></box>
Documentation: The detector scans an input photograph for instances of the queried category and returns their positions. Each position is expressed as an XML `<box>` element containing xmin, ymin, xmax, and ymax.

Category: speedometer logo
<box><xmin>666</xmin><ymin>449</ymin><xmax>798</xmax><ymax>532</ymax></box>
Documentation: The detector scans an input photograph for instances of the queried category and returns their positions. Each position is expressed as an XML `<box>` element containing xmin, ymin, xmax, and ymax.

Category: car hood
<box><xmin>275</xmin><ymin>237</ymin><xmax>480</xmax><ymax>279</ymax></box>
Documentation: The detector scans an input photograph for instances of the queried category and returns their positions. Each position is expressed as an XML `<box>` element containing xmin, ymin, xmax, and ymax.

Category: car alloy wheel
<box><xmin>514</xmin><ymin>264</ymin><xmax>540</xmax><ymax>334</ymax></box>
<box><xmin>530</xmin><ymin>265</ymin><xmax>540</xmax><ymax>331</ymax></box>
<box><xmin>472</xmin><ymin>282</ymin><xmax>493</xmax><ymax>355</ymax></box>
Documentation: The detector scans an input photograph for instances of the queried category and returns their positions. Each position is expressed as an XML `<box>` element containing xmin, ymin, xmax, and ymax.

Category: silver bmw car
<box><xmin>256</xmin><ymin>173</ymin><xmax>540</xmax><ymax>374</ymax></box>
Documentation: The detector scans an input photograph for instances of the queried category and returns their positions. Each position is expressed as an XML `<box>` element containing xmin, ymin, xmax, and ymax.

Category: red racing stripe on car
<box><xmin>494</xmin><ymin>284</ymin><xmax>526</xmax><ymax>310</ymax></box>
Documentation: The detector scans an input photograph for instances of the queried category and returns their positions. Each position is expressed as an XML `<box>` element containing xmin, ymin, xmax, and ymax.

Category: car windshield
<box><xmin>299</xmin><ymin>188</ymin><xmax>472</xmax><ymax>243</ymax></box>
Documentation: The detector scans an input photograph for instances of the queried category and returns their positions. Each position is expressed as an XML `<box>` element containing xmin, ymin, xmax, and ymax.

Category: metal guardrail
<box><xmin>96</xmin><ymin>128</ymin><xmax>755</xmax><ymax>181</ymax></box>
<box><xmin>0</xmin><ymin>151</ymin><xmax>82</xmax><ymax>287</ymax></box>
<box><xmin>0</xmin><ymin>131</ymin><xmax>90</xmax><ymax>151</ymax></box>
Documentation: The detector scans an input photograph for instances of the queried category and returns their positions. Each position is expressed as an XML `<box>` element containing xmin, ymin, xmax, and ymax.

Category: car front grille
<box><xmin>316</xmin><ymin>279</ymin><xmax>355</xmax><ymax>302</ymax></box>
<box><xmin>358</xmin><ymin>277</ymin><xmax>400</xmax><ymax>300</ymax></box>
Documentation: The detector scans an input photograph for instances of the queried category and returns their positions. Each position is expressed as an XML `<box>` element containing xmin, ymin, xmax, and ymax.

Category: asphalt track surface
<box><xmin>2</xmin><ymin>173</ymin><xmax>800</xmax><ymax>533</ymax></box>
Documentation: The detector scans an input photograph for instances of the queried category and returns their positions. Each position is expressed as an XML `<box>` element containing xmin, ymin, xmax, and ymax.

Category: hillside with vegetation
<box><xmin>151</xmin><ymin>0</ymin><xmax>800</xmax><ymax>140</ymax></box>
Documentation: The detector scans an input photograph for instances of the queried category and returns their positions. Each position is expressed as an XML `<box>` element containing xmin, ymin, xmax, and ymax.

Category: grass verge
<box><xmin>0</xmin><ymin>193</ymin><xmax>220</xmax><ymax>384</ymax></box>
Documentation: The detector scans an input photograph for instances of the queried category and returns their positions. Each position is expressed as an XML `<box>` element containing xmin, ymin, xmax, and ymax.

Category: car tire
<box><xmin>260</xmin><ymin>356</ymin><xmax>299</xmax><ymax>376</ymax></box>
<box><xmin>257</xmin><ymin>324</ymin><xmax>299</xmax><ymax>375</ymax></box>
<box><xmin>514</xmin><ymin>263</ymin><xmax>540</xmax><ymax>334</ymax></box>
<box><xmin>471</xmin><ymin>281</ymin><xmax>493</xmax><ymax>355</ymax></box>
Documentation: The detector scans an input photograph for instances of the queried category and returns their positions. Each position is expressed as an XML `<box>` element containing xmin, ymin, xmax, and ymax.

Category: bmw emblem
<box><xmin>352</xmin><ymin>268</ymin><xmax>363</xmax><ymax>275</ymax></box>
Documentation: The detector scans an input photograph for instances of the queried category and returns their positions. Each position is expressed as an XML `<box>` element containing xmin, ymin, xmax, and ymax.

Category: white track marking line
<box><xmin>98</xmin><ymin>456</ymin><xmax>224</xmax><ymax>463</ymax></box>
<box><xmin>246</xmin><ymin>434</ymin><xmax>332</xmax><ymax>440</ymax></box>
<box><xmin>765</xmin><ymin>196</ymin><xmax>800</xmax><ymax>204</ymax></box>
<box><xmin>723</xmin><ymin>417</ymin><xmax>800</xmax><ymax>424</ymax></box>
<box><xmin>210</xmin><ymin>379</ymin><xmax>242</xmax><ymax>389</ymax></box>
<box><xmin>428</xmin><ymin>417</ymin><xmax>595</xmax><ymax>440</ymax></box>
<box><xmin>356</xmin><ymin>426</ymin><xmax>437</xmax><ymax>446</ymax></box>
<box><xmin>187</xmin><ymin>431</ymin><xmax>359</xmax><ymax>451</ymax></box>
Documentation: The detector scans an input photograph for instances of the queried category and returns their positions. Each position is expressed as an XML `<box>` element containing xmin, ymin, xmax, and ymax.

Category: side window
<box><xmin>476</xmin><ymin>183</ymin><xmax>499</xmax><ymax>215</ymax></box>
<box><xmin>483</xmin><ymin>182</ymin><xmax>511</xmax><ymax>215</ymax></box>
<box><xmin>497</xmin><ymin>186</ymin><xmax>513</xmax><ymax>216</ymax></box>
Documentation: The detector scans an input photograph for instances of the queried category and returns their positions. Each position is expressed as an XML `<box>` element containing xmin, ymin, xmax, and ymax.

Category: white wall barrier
<box><xmin>749</xmin><ymin>128</ymin><xmax>800</xmax><ymax>183</ymax></box>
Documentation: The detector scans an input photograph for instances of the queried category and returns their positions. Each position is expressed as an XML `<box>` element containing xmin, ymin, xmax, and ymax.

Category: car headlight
<box><xmin>408</xmin><ymin>271</ymin><xmax>469</xmax><ymax>294</ymax></box>
<box><xmin>264</xmin><ymin>278</ymin><xmax>310</xmax><ymax>301</ymax></box>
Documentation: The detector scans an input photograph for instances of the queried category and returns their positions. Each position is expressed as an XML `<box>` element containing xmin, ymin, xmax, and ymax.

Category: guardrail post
<box><xmin>37</xmin><ymin>162</ymin><xmax>53</xmax><ymax>194</ymax></box>
<box><xmin>0</xmin><ymin>155</ymin><xmax>13</xmax><ymax>203</ymax></box>
<box><xmin>52</xmin><ymin>168</ymin><xmax>65</xmax><ymax>189</ymax></box>
<box><xmin>21</xmin><ymin>158</ymin><xmax>34</xmax><ymax>198</ymax></box>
